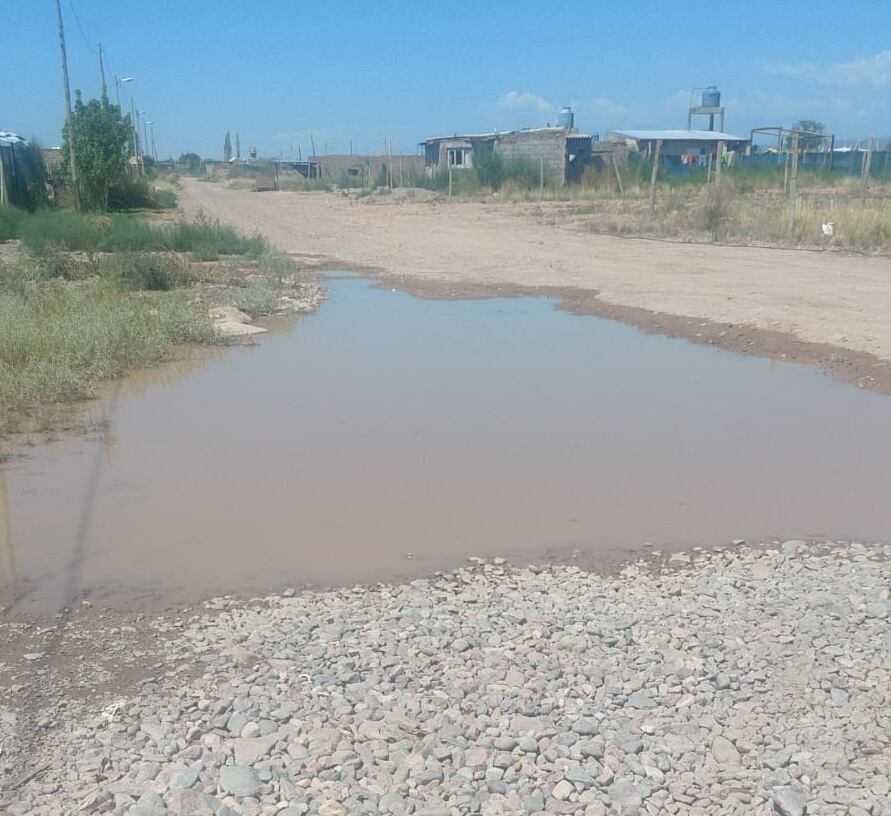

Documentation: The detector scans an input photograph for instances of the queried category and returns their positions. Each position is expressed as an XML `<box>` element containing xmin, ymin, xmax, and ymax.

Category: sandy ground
<box><xmin>180</xmin><ymin>179</ymin><xmax>891</xmax><ymax>391</ymax></box>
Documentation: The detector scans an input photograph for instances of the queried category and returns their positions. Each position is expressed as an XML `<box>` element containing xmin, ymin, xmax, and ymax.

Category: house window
<box><xmin>448</xmin><ymin>148</ymin><xmax>465</xmax><ymax>167</ymax></box>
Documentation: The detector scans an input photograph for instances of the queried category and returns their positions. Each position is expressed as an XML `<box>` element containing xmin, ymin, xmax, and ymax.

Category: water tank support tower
<box><xmin>558</xmin><ymin>106</ymin><xmax>575</xmax><ymax>130</ymax></box>
<box><xmin>687</xmin><ymin>87</ymin><xmax>724</xmax><ymax>132</ymax></box>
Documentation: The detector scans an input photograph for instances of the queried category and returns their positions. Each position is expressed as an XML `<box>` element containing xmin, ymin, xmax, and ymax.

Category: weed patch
<box><xmin>15</xmin><ymin>210</ymin><xmax>266</xmax><ymax>256</ymax></box>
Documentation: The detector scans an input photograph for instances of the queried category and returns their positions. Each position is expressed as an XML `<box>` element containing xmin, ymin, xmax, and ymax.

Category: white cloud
<box><xmin>585</xmin><ymin>96</ymin><xmax>629</xmax><ymax>117</ymax></box>
<box><xmin>575</xmin><ymin>90</ymin><xmax>692</xmax><ymax>129</ymax></box>
<box><xmin>497</xmin><ymin>91</ymin><xmax>553</xmax><ymax>112</ymax></box>
<box><xmin>765</xmin><ymin>50</ymin><xmax>891</xmax><ymax>88</ymax></box>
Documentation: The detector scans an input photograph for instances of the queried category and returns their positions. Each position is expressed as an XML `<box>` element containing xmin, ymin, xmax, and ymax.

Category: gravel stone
<box><xmin>218</xmin><ymin>764</ymin><xmax>261</xmax><ymax>797</ymax></box>
<box><xmin>5</xmin><ymin>541</ymin><xmax>889</xmax><ymax>816</ymax></box>
<box><xmin>772</xmin><ymin>785</ymin><xmax>808</xmax><ymax>816</ymax></box>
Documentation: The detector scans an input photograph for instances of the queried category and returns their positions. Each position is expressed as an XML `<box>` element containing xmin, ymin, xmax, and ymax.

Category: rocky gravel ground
<box><xmin>1</xmin><ymin>540</ymin><xmax>889</xmax><ymax>816</ymax></box>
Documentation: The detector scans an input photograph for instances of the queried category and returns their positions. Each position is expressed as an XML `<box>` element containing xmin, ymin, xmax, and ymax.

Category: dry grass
<box><xmin>551</xmin><ymin>180</ymin><xmax>891</xmax><ymax>253</ymax></box>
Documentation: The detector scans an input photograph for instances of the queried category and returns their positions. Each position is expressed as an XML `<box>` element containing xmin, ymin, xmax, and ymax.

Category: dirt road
<box><xmin>181</xmin><ymin>179</ymin><xmax>891</xmax><ymax>391</ymax></box>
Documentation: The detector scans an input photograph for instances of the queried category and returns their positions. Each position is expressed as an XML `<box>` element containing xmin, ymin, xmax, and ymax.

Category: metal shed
<box><xmin>0</xmin><ymin>131</ymin><xmax>27</xmax><ymax>207</ymax></box>
<box><xmin>605</xmin><ymin>129</ymin><xmax>750</xmax><ymax>166</ymax></box>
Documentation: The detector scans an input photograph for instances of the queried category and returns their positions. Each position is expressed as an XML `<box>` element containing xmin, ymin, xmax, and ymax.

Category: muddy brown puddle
<box><xmin>3</xmin><ymin>274</ymin><xmax>891</xmax><ymax>613</ymax></box>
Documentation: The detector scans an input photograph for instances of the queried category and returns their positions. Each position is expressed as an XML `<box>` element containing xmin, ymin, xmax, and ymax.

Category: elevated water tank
<box><xmin>558</xmin><ymin>106</ymin><xmax>574</xmax><ymax>129</ymax></box>
<box><xmin>702</xmin><ymin>87</ymin><xmax>721</xmax><ymax>108</ymax></box>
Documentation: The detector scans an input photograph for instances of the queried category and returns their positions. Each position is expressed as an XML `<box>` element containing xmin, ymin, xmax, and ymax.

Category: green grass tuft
<box><xmin>0</xmin><ymin>278</ymin><xmax>218</xmax><ymax>428</ymax></box>
<box><xmin>14</xmin><ymin>210</ymin><xmax>266</xmax><ymax>256</ymax></box>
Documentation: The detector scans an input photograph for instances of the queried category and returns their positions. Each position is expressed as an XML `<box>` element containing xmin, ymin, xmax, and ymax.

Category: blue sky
<box><xmin>3</xmin><ymin>0</ymin><xmax>890</xmax><ymax>159</ymax></box>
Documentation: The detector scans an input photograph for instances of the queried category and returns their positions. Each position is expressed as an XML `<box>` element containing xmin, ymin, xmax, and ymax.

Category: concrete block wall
<box><xmin>495</xmin><ymin>130</ymin><xmax>566</xmax><ymax>185</ymax></box>
<box><xmin>315</xmin><ymin>154</ymin><xmax>425</xmax><ymax>183</ymax></box>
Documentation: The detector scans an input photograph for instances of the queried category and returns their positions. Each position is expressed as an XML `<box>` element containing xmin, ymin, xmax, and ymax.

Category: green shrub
<box><xmin>107</xmin><ymin>179</ymin><xmax>157</xmax><ymax>210</ymax></box>
<box><xmin>153</xmin><ymin>188</ymin><xmax>177</xmax><ymax>208</ymax></box>
<box><xmin>107</xmin><ymin>179</ymin><xmax>178</xmax><ymax>211</ymax></box>
<box><xmin>501</xmin><ymin>157</ymin><xmax>541</xmax><ymax>189</ymax></box>
<box><xmin>101</xmin><ymin>253</ymin><xmax>176</xmax><ymax>291</ymax></box>
<box><xmin>475</xmin><ymin>149</ymin><xmax>503</xmax><ymax>189</ymax></box>
<box><xmin>0</xmin><ymin>206</ymin><xmax>27</xmax><ymax>241</ymax></box>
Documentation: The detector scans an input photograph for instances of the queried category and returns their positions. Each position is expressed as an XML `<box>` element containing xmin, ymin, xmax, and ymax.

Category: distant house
<box><xmin>41</xmin><ymin>147</ymin><xmax>63</xmax><ymax>173</ymax></box>
<box><xmin>0</xmin><ymin>131</ymin><xmax>37</xmax><ymax>207</ymax></box>
<box><xmin>421</xmin><ymin>126</ymin><xmax>596</xmax><ymax>186</ymax></box>
<box><xmin>605</xmin><ymin>129</ymin><xmax>750</xmax><ymax>166</ymax></box>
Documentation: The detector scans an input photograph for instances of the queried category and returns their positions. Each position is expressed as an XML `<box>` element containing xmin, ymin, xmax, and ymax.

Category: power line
<box><xmin>67</xmin><ymin>0</ymin><xmax>97</xmax><ymax>55</ymax></box>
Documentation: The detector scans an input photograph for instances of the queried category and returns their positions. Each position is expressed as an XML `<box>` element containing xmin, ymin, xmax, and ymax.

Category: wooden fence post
<box><xmin>860</xmin><ymin>138</ymin><xmax>874</xmax><ymax>204</ymax></box>
<box><xmin>612</xmin><ymin>154</ymin><xmax>624</xmax><ymax>195</ymax></box>
<box><xmin>648</xmin><ymin>139</ymin><xmax>662</xmax><ymax>214</ymax></box>
<box><xmin>787</xmin><ymin>133</ymin><xmax>799</xmax><ymax>232</ymax></box>
<box><xmin>715</xmin><ymin>140</ymin><xmax>724</xmax><ymax>183</ymax></box>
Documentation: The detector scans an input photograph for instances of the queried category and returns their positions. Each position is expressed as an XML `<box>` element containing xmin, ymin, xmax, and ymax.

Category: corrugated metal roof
<box><xmin>420</xmin><ymin>132</ymin><xmax>500</xmax><ymax>144</ymax></box>
<box><xmin>421</xmin><ymin>126</ymin><xmax>581</xmax><ymax>145</ymax></box>
<box><xmin>606</xmin><ymin>129</ymin><xmax>747</xmax><ymax>142</ymax></box>
<box><xmin>0</xmin><ymin>131</ymin><xmax>26</xmax><ymax>147</ymax></box>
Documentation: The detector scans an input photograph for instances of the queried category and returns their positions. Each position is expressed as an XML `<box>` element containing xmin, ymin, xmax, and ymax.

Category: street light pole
<box><xmin>55</xmin><ymin>0</ymin><xmax>81</xmax><ymax>210</ymax></box>
<box><xmin>146</xmin><ymin>122</ymin><xmax>157</xmax><ymax>161</ymax></box>
<box><xmin>114</xmin><ymin>74</ymin><xmax>133</xmax><ymax>111</ymax></box>
<box><xmin>137</xmin><ymin>109</ymin><xmax>149</xmax><ymax>174</ymax></box>
<box><xmin>129</xmin><ymin>98</ymin><xmax>143</xmax><ymax>177</ymax></box>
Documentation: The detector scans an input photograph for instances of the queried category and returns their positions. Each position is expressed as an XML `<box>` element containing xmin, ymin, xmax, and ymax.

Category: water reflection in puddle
<box><xmin>3</xmin><ymin>274</ymin><xmax>891</xmax><ymax>613</ymax></box>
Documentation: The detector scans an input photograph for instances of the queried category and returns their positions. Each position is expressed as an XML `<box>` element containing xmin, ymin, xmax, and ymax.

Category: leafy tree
<box><xmin>787</xmin><ymin>120</ymin><xmax>827</xmax><ymax>151</ymax></box>
<box><xmin>62</xmin><ymin>91</ymin><xmax>132</xmax><ymax>210</ymax></box>
<box><xmin>177</xmin><ymin>152</ymin><xmax>202</xmax><ymax>173</ymax></box>
<box><xmin>224</xmin><ymin>131</ymin><xmax>232</xmax><ymax>162</ymax></box>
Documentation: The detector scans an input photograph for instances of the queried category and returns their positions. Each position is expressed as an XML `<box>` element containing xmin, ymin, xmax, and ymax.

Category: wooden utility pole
<box><xmin>860</xmin><ymin>138</ymin><xmax>874</xmax><ymax>204</ymax></box>
<box><xmin>0</xmin><ymin>153</ymin><xmax>7</xmax><ymax>206</ymax></box>
<box><xmin>648</xmin><ymin>139</ymin><xmax>662</xmax><ymax>214</ymax></box>
<box><xmin>55</xmin><ymin>0</ymin><xmax>81</xmax><ymax>210</ymax></box>
<box><xmin>715</xmin><ymin>140</ymin><xmax>725</xmax><ymax>183</ymax></box>
<box><xmin>98</xmin><ymin>42</ymin><xmax>107</xmax><ymax>98</ymax></box>
<box><xmin>787</xmin><ymin>133</ymin><xmax>799</xmax><ymax>232</ymax></box>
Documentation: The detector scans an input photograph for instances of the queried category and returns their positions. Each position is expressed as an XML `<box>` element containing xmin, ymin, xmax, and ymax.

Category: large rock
<box><xmin>230</xmin><ymin>734</ymin><xmax>277</xmax><ymax>766</ymax></box>
<box><xmin>609</xmin><ymin>781</ymin><xmax>642</xmax><ymax>810</ymax></box>
<box><xmin>711</xmin><ymin>735</ymin><xmax>741</xmax><ymax>766</ymax></box>
<box><xmin>219</xmin><ymin>764</ymin><xmax>261</xmax><ymax>797</ymax></box>
<box><xmin>572</xmin><ymin>718</ymin><xmax>599</xmax><ymax>736</ymax></box>
<box><xmin>772</xmin><ymin>786</ymin><xmax>807</xmax><ymax>816</ymax></box>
